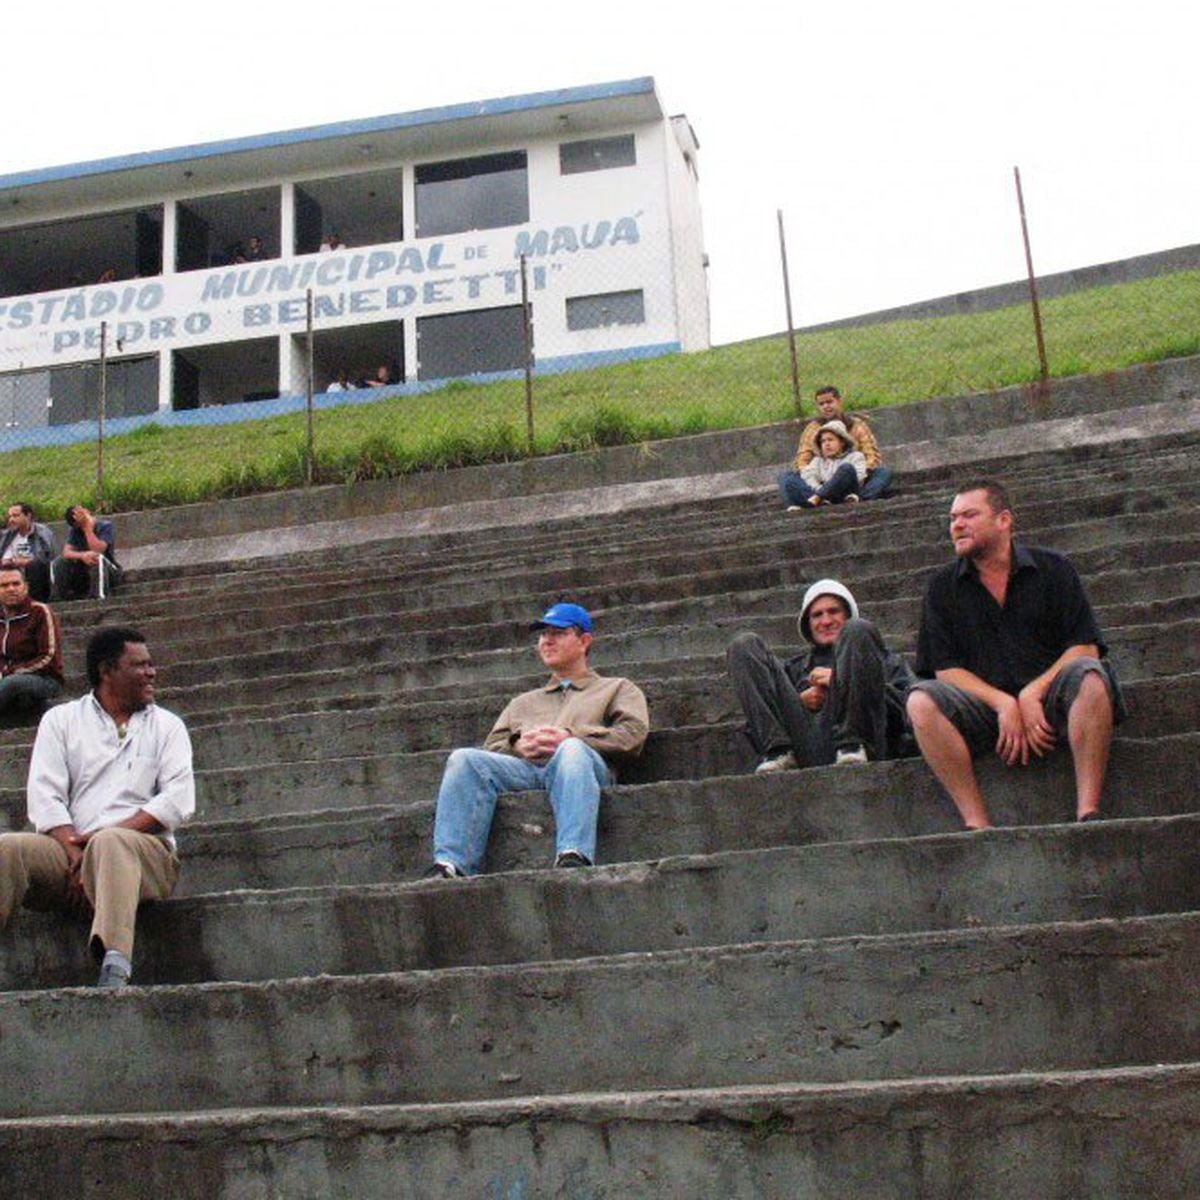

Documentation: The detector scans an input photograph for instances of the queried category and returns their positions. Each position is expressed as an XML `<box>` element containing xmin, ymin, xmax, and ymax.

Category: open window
<box><xmin>171</xmin><ymin>337</ymin><xmax>279</xmax><ymax>409</ymax></box>
<box><xmin>298</xmin><ymin>321</ymin><xmax>405</xmax><ymax>392</ymax></box>
<box><xmin>293</xmin><ymin>168</ymin><xmax>404</xmax><ymax>255</ymax></box>
<box><xmin>0</xmin><ymin>207</ymin><xmax>163</xmax><ymax>299</ymax></box>
<box><xmin>414</xmin><ymin>152</ymin><xmax>528</xmax><ymax>238</ymax></box>
<box><xmin>175</xmin><ymin>187</ymin><xmax>280</xmax><ymax>272</ymax></box>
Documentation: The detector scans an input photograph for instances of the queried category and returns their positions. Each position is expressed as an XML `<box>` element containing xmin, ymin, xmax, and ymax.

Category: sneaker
<box><xmin>786</xmin><ymin>505</ymin><xmax>805</xmax><ymax>512</ymax></box>
<box><xmin>422</xmin><ymin>861</ymin><xmax>465</xmax><ymax>879</ymax></box>
<box><xmin>835</xmin><ymin>745</ymin><xmax>869</xmax><ymax>765</ymax></box>
<box><xmin>845</xmin><ymin>493</ymin><xmax>860</xmax><ymax>503</ymax></box>
<box><xmin>555</xmin><ymin>850</ymin><xmax>592</xmax><ymax>868</ymax></box>
<box><xmin>755</xmin><ymin>750</ymin><xmax>799</xmax><ymax>774</ymax></box>
<box><xmin>96</xmin><ymin>960</ymin><xmax>131</xmax><ymax>989</ymax></box>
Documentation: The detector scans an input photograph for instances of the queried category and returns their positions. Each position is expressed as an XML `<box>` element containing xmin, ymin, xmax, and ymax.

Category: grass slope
<box><xmin>5</xmin><ymin>270</ymin><xmax>1198</xmax><ymax>516</ymax></box>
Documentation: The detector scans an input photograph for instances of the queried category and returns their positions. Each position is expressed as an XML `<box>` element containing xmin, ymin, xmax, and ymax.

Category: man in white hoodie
<box><xmin>726</xmin><ymin>579</ymin><xmax>915</xmax><ymax>772</ymax></box>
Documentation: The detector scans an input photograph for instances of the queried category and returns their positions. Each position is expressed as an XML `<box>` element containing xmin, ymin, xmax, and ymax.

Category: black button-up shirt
<box><xmin>915</xmin><ymin>543</ymin><xmax>1106</xmax><ymax>696</ymax></box>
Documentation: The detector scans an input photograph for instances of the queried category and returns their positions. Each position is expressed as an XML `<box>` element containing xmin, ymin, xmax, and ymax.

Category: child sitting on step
<box><xmin>791</xmin><ymin>420</ymin><xmax>868</xmax><ymax>508</ymax></box>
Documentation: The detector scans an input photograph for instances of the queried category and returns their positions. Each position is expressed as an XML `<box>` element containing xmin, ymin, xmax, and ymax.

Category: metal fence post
<box><xmin>777</xmin><ymin>209</ymin><xmax>803</xmax><ymax>416</ymax></box>
<box><xmin>97</xmin><ymin>321</ymin><xmax>107</xmax><ymax>512</ymax></box>
<box><xmin>1013</xmin><ymin>166</ymin><xmax>1050</xmax><ymax>386</ymax></box>
<box><xmin>520</xmin><ymin>254</ymin><xmax>535</xmax><ymax>454</ymax></box>
<box><xmin>305</xmin><ymin>289</ymin><xmax>315</xmax><ymax>486</ymax></box>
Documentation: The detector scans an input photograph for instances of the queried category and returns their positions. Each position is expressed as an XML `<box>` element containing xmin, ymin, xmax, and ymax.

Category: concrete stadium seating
<box><xmin>2</xmin><ymin>364</ymin><xmax>1199</xmax><ymax>1195</ymax></box>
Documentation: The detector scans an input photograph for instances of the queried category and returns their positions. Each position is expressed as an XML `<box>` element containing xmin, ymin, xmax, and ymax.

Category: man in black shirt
<box><xmin>906</xmin><ymin>480</ymin><xmax>1122</xmax><ymax>830</ymax></box>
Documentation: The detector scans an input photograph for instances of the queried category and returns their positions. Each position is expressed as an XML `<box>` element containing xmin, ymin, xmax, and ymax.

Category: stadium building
<box><xmin>0</xmin><ymin>77</ymin><xmax>707</xmax><ymax>432</ymax></box>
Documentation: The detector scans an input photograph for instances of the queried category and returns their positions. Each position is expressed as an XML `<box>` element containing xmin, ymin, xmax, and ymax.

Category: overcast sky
<box><xmin>4</xmin><ymin>1</ymin><xmax>1196</xmax><ymax>344</ymax></box>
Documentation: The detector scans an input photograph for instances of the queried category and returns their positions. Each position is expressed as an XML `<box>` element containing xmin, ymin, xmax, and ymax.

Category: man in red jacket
<box><xmin>0</xmin><ymin>566</ymin><xmax>63</xmax><ymax>719</ymax></box>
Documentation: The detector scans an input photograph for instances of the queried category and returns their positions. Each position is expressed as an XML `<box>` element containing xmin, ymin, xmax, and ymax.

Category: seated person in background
<box><xmin>727</xmin><ymin>578</ymin><xmax>915</xmax><ymax>772</ymax></box>
<box><xmin>0</xmin><ymin>566</ymin><xmax>63</xmax><ymax>720</ymax></box>
<box><xmin>788</xmin><ymin>420</ymin><xmax>867</xmax><ymax>509</ymax></box>
<box><xmin>243</xmin><ymin>236</ymin><xmax>266</xmax><ymax>261</ymax></box>
<box><xmin>425</xmin><ymin>602</ymin><xmax>650</xmax><ymax>877</ymax></box>
<box><xmin>319</xmin><ymin>233</ymin><xmax>345</xmax><ymax>252</ymax></box>
<box><xmin>0</xmin><ymin>626</ymin><xmax>194</xmax><ymax>988</ymax></box>
<box><xmin>326</xmin><ymin>370</ymin><xmax>353</xmax><ymax>393</ymax></box>
<box><xmin>1</xmin><ymin>503</ymin><xmax>57</xmax><ymax>602</ymax></box>
<box><xmin>363</xmin><ymin>363</ymin><xmax>395</xmax><ymax>389</ymax></box>
<box><xmin>906</xmin><ymin>480</ymin><xmax>1123</xmax><ymax>829</ymax></box>
<box><xmin>778</xmin><ymin>385</ymin><xmax>894</xmax><ymax>508</ymax></box>
<box><xmin>53</xmin><ymin>506</ymin><xmax>123</xmax><ymax>601</ymax></box>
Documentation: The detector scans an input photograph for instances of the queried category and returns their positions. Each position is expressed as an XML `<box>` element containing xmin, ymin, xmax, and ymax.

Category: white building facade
<box><xmin>0</xmin><ymin>78</ymin><xmax>708</xmax><ymax>439</ymax></box>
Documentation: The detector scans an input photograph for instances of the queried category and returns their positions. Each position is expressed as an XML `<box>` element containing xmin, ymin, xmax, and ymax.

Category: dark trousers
<box><xmin>22</xmin><ymin>560</ymin><xmax>51</xmax><ymax>603</ymax></box>
<box><xmin>727</xmin><ymin>620</ymin><xmax>899</xmax><ymax>765</ymax></box>
<box><xmin>777</xmin><ymin>462</ymin><xmax>861</xmax><ymax>507</ymax></box>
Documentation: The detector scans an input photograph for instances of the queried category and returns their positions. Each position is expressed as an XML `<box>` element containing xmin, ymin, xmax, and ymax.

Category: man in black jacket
<box><xmin>727</xmin><ymin>578</ymin><xmax>915</xmax><ymax>772</ymax></box>
<box><xmin>0</xmin><ymin>504</ymin><xmax>57</xmax><ymax>602</ymax></box>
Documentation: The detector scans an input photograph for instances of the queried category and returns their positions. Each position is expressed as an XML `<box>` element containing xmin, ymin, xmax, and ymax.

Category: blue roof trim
<box><xmin>0</xmin><ymin>78</ymin><xmax>658</xmax><ymax>193</ymax></box>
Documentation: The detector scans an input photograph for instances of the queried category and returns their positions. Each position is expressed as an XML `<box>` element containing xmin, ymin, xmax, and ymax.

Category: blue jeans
<box><xmin>860</xmin><ymin>465</ymin><xmax>893</xmax><ymax>501</ymax></box>
<box><xmin>432</xmin><ymin>738</ymin><xmax>612</xmax><ymax>874</ymax></box>
<box><xmin>0</xmin><ymin>673</ymin><xmax>60</xmax><ymax>718</ymax></box>
<box><xmin>777</xmin><ymin>462</ymin><xmax>861</xmax><ymax>506</ymax></box>
<box><xmin>777</xmin><ymin>464</ymin><xmax>893</xmax><ymax>507</ymax></box>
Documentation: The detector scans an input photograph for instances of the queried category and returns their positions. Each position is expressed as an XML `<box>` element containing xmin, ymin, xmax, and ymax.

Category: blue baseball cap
<box><xmin>530</xmin><ymin>602</ymin><xmax>594</xmax><ymax>633</ymax></box>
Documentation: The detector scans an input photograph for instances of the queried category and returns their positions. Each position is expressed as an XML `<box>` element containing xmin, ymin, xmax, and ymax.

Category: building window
<box><xmin>415</xmin><ymin>152</ymin><xmax>528</xmax><ymax>237</ymax></box>
<box><xmin>417</xmin><ymin>305</ymin><xmax>526</xmax><ymax>380</ymax></box>
<box><xmin>566</xmin><ymin>289</ymin><xmax>646</xmax><ymax>331</ymax></box>
<box><xmin>559</xmin><ymin>135</ymin><xmax>637</xmax><ymax>175</ymax></box>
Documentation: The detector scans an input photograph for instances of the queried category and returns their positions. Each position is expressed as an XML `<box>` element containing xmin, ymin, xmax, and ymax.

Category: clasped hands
<box><xmin>995</xmin><ymin>685</ymin><xmax>1056</xmax><ymax>765</ymax></box>
<box><xmin>515</xmin><ymin>725</ymin><xmax>572</xmax><ymax>764</ymax></box>
<box><xmin>799</xmin><ymin>666</ymin><xmax>832</xmax><ymax>712</ymax></box>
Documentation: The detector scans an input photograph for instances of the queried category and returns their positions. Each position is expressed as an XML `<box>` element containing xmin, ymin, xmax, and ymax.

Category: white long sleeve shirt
<box><xmin>26</xmin><ymin>693</ymin><xmax>195</xmax><ymax>851</ymax></box>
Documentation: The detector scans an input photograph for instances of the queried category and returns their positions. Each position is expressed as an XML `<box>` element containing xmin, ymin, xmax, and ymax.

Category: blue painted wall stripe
<box><xmin>0</xmin><ymin>342</ymin><xmax>682</xmax><ymax>452</ymax></box>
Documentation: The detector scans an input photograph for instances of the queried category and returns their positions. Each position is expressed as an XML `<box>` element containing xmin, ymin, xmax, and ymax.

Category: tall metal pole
<box><xmin>1013</xmin><ymin>166</ymin><xmax>1050</xmax><ymax>385</ymax></box>
<box><xmin>97</xmin><ymin>321</ymin><xmax>107</xmax><ymax>512</ymax></box>
<box><xmin>520</xmin><ymin>254</ymin><xmax>535</xmax><ymax>454</ymax></box>
<box><xmin>777</xmin><ymin>209</ymin><xmax>803</xmax><ymax>415</ymax></box>
<box><xmin>305</xmin><ymin>289</ymin><xmax>315</xmax><ymax>486</ymax></box>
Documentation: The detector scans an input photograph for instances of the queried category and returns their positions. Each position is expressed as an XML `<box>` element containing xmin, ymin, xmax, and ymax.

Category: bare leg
<box><xmin>907</xmin><ymin>691</ymin><xmax>993</xmax><ymax>830</ymax></box>
<box><xmin>1068</xmin><ymin>672</ymin><xmax>1114</xmax><ymax>821</ymax></box>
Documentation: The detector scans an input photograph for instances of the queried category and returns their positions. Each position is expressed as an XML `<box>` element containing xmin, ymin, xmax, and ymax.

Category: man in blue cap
<box><xmin>425</xmin><ymin>601</ymin><xmax>650</xmax><ymax>877</ymax></box>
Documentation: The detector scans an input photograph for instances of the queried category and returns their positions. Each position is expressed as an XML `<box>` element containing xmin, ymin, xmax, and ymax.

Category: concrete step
<box><xmin>2</xmin><ymin>1064</ymin><xmax>1195</xmax><ymax>1197</ymax></box>
<box><xmin>58</xmin><ymin>559</ymin><xmax>1200</xmax><ymax>695</ymax></box>
<box><xmin>60</xmin><ymin>468</ymin><xmax>1200</xmax><ymax>633</ymax></box>
<box><xmin>1</xmin><ymin>667</ymin><xmax>1194</xmax><ymax>827</ymax></box>
<box><xmin>5</xmin><ymin>812</ymin><xmax>1200</xmax><ymax>991</ymax></box>
<box><xmin>167</xmin><ymin>732</ymin><xmax>1200</xmax><ymax>895</ymax></box>
<box><xmin>102</xmin><ymin>558</ymin><xmax>1199</xmax><ymax>697</ymax></box>
<box><xmin>4</xmin><ymin>910</ymin><xmax>1200</xmax><ymax>1117</ymax></box>
<box><xmin>106</xmin><ymin>451</ymin><xmax>1197</xmax><ymax>596</ymax></box>
<box><xmin>60</xmin><ymin>485</ymin><xmax>1200</xmax><ymax>646</ymax></box>
<box><xmin>0</xmin><ymin>611</ymin><xmax>1191</xmax><ymax>786</ymax></box>
<box><xmin>66</xmin><ymin>525</ymin><xmax>1200</xmax><ymax>704</ymax></box>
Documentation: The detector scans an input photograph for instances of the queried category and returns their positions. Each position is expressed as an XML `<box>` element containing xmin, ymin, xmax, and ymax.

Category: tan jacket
<box><xmin>483</xmin><ymin>670</ymin><xmax>650</xmax><ymax>763</ymax></box>
<box><xmin>792</xmin><ymin>413</ymin><xmax>883</xmax><ymax>471</ymax></box>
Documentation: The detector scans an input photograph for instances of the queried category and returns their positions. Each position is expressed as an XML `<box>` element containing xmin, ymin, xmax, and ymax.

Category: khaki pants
<box><xmin>0</xmin><ymin>827</ymin><xmax>179</xmax><ymax>959</ymax></box>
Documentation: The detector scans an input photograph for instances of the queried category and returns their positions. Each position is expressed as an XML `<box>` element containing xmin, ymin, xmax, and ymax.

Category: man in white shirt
<box><xmin>0</xmin><ymin>626</ymin><xmax>194</xmax><ymax>988</ymax></box>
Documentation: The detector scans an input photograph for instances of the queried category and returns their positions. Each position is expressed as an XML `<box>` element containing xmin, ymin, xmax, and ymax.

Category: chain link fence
<box><xmin>0</xmin><ymin>191</ymin><xmax>1197</xmax><ymax>521</ymax></box>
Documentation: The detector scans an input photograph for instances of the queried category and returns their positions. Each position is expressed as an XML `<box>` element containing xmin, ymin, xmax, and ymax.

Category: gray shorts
<box><xmin>910</xmin><ymin>657</ymin><xmax>1124</xmax><ymax>757</ymax></box>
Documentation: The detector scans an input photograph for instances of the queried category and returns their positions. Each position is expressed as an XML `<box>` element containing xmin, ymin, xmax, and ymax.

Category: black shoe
<box><xmin>422</xmin><ymin>861</ymin><xmax>465</xmax><ymax>879</ymax></box>
<box><xmin>554</xmin><ymin>850</ymin><xmax>592</xmax><ymax>869</ymax></box>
